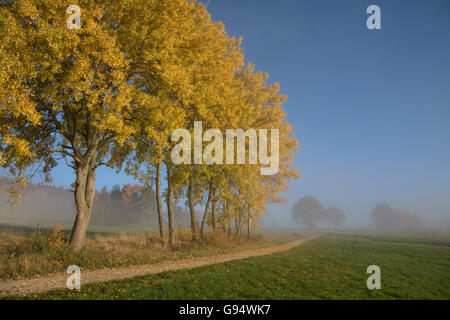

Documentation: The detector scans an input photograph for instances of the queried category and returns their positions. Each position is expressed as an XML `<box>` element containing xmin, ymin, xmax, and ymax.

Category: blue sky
<box><xmin>49</xmin><ymin>0</ymin><xmax>450</xmax><ymax>227</ymax></box>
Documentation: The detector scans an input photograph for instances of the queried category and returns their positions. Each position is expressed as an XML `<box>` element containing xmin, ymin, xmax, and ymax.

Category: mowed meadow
<box><xmin>9</xmin><ymin>232</ymin><xmax>450</xmax><ymax>300</ymax></box>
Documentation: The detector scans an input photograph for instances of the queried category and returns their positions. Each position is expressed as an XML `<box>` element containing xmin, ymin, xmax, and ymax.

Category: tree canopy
<box><xmin>371</xmin><ymin>203</ymin><xmax>424</xmax><ymax>230</ymax></box>
<box><xmin>292</xmin><ymin>196</ymin><xmax>347</xmax><ymax>229</ymax></box>
<box><xmin>1</xmin><ymin>0</ymin><xmax>300</xmax><ymax>250</ymax></box>
<box><xmin>326</xmin><ymin>206</ymin><xmax>346</xmax><ymax>229</ymax></box>
<box><xmin>292</xmin><ymin>196</ymin><xmax>327</xmax><ymax>229</ymax></box>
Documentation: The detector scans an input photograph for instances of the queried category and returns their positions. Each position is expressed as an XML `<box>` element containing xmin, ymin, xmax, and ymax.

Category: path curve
<box><xmin>0</xmin><ymin>234</ymin><xmax>322</xmax><ymax>298</ymax></box>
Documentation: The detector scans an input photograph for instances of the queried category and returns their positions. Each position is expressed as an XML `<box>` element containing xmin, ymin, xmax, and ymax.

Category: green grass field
<box><xmin>19</xmin><ymin>233</ymin><xmax>450</xmax><ymax>300</ymax></box>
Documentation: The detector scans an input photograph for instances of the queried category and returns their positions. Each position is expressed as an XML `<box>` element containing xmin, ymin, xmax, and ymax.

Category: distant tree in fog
<box><xmin>371</xmin><ymin>203</ymin><xmax>425</xmax><ymax>230</ymax></box>
<box><xmin>371</xmin><ymin>203</ymin><xmax>394</xmax><ymax>229</ymax></box>
<box><xmin>0</xmin><ymin>177</ymin><xmax>160</xmax><ymax>229</ymax></box>
<box><xmin>326</xmin><ymin>206</ymin><xmax>346</xmax><ymax>229</ymax></box>
<box><xmin>292</xmin><ymin>196</ymin><xmax>327</xmax><ymax>229</ymax></box>
<box><xmin>174</xmin><ymin>206</ymin><xmax>192</xmax><ymax>228</ymax></box>
<box><xmin>91</xmin><ymin>184</ymin><xmax>159</xmax><ymax>227</ymax></box>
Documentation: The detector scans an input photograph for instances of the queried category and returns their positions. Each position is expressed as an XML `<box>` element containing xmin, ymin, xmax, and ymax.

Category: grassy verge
<box><xmin>0</xmin><ymin>225</ymin><xmax>304</xmax><ymax>280</ymax></box>
<box><xmin>20</xmin><ymin>233</ymin><xmax>450</xmax><ymax>300</ymax></box>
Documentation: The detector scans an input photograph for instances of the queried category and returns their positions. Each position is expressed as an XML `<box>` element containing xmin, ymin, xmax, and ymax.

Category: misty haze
<box><xmin>0</xmin><ymin>0</ymin><xmax>449</xmax><ymax>304</ymax></box>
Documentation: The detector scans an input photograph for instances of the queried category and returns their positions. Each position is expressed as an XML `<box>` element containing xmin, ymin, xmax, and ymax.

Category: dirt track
<box><xmin>0</xmin><ymin>234</ymin><xmax>321</xmax><ymax>298</ymax></box>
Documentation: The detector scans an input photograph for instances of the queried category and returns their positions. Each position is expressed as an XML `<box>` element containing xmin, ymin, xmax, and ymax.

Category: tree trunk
<box><xmin>188</xmin><ymin>178</ymin><xmax>198</xmax><ymax>241</ymax></box>
<box><xmin>224</xmin><ymin>201</ymin><xmax>232</xmax><ymax>237</ymax></box>
<box><xmin>70</xmin><ymin>163</ymin><xmax>96</xmax><ymax>252</ymax></box>
<box><xmin>166</xmin><ymin>166</ymin><xmax>175</xmax><ymax>246</ymax></box>
<box><xmin>238</xmin><ymin>218</ymin><xmax>244</xmax><ymax>236</ymax></box>
<box><xmin>200</xmin><ymin>183</ymin><xmax>212</xmax><ymax>238</ymax></box>
<box><xmin>211</xmin><ymin>187</ymin><xmax>217</xmax><ymax>231</ymax></box>
<box><xmin>235</xmin><ymin>206</ymin><xmax>245</xmax><ymax>237</ymax></box>
<box><xmin>156</xmin><ymin>161</ymin><xmax>166</xmax><ymax>239</ymax></box>
<box><xmin>247</xmin><ymin>211</ymin><xmax>252</xmax><ymax>240</ymax></box>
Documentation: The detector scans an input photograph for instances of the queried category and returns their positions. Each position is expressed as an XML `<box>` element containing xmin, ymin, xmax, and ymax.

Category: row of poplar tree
<box><xmin>0</xmin><ymin>0</ymin><xmax>300</xmax><ymax>251</ymax></box>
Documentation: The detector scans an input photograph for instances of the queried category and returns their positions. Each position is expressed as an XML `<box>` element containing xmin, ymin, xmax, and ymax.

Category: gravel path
<box><xmin>0</xmin><ymin>234</ymin><xmax>321</xmax><ymax>298</ymax></box>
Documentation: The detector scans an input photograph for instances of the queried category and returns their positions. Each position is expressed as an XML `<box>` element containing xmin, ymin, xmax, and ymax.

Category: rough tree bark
<box><xmin>166</xmin><ymin>165</ymin><xmax>175</xmax><ymax>246</ymax></box>
<box><xmin>188</xmin><ymin>178</ymin><xmax>198</xmax><ymax>241</ymax></box>
<box><xmin>68</xmin><ymin>122</ymin><xmax>103</xmax><ymax>252</ymax></box>
<box><xmin>224</xmin><ymin>201</ymin><xmax>232</xmax><ymax>237</ymax></box>
<box><xmin>69</xmin><ymin>160</ymin><xmax>96</xmax><ymax>251</ymax></box>
<box><xmin>234</xmin><ymin>206</ymin><xmax>245</xmax><ymax>237</ymax></box>
<box><xmin>247</xmin><ymin>210</ymin><xmax>252</xmax><ymax>240</ymax></box>
<box><xmin>155</xmin><ymin>161</ymin><xmax>166</xmax><ymax>239</ymax></box>
<box><xmin>234</xmin><ymin>218</ymin><xmax>238</xmax><ymax>236</ymax></box>
<box><xmin>211</xmin><ymin>187</ymin><xmax>217</xmax><ymax>231</ymax></box>
<box><xmin>200</xmin><ymin>183</ymin><xmax>212</xmax><ymax>238</ymax></box>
